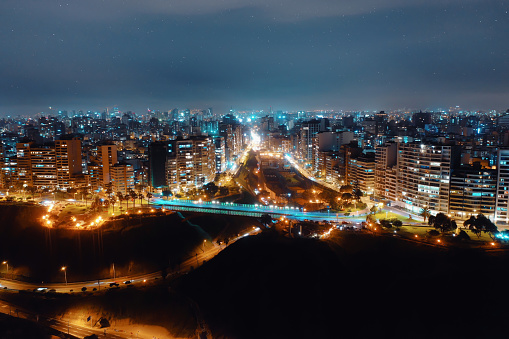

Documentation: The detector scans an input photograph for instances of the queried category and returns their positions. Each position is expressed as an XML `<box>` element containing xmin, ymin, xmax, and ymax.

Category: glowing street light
<box><xmin>2</xmin><ymin>261</ymin><xmax>8</xmax><ymax>274</ymax></box>
<box><xmin>61</xmin><ymin>266</ymin><xmax>67</xmax><ymax>285</ymax></box>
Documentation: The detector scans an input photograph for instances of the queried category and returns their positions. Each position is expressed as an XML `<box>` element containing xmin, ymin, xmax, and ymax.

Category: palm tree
<box><xmin>105</xmin><ymin>182</ymin><xmax>113</xmax><ymax>199</ymax></box>
<box><xmin>103</xmin><ymin>198</ymin><xmax>110</xmax><ymax>211</ymax></box>
<box><xmin>91</xmin><ymin>195</ymin><xmax>102</xmax><ymax>212</ymax></box>
<box><xmin>129</xmin><ymin>189</ymin><xmax>137</xmax><ymax>209</ymax></box>
<box><xmin>80</xmin><ymin>186</ymin><xmax>90</xmax><ymax>207</ymax></box>
<box><xmin>419</xmin><ymin>206</ymin><xmax>431</xmax><ymax>223</ymax></box>
<box><xmin>117</xmin><ymin>192</ymin><xmax>125</xmax><ymax>210</ymax></box>
<box><xmin>110</xmin><ymin>195</ymin><xmax>117</xmax><ymax>213</ymax></box>
<box><xmin>146</xmin><ymin>192</ymin><xmax>153</xmax><ymax>203</ymax></box>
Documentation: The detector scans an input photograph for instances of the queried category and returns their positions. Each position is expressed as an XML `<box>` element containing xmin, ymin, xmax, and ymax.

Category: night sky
<box><xmin>1</xmin><ymin>0</ymin><xmax>508</xmax><ymax>115</ymax></box>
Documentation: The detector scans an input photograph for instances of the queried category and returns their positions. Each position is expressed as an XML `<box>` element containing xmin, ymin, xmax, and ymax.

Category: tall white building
<box><xmin>396</xmin><ymin>143</ymin><xmax>460</xmax><ymax>214</ymax></box>
<box><xmin>495</xmin><ymin>149</ymin><xmax>509</xmax><ymax>224</ymax></box>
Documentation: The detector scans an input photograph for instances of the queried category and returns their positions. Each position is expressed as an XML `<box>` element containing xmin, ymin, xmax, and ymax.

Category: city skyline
<box><xmin>1</xmin><ymin>0</ymin><xmax>508</xmax><ymax>115</ymax></box>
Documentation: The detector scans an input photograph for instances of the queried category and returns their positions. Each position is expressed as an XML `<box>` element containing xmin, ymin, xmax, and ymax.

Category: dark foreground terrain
<box><xmin>3</xmin><ymin>224</ymin><xmax>509</xmax><ymax>338</ymax></box>
<box><xmin>0</xmin><ymin>204</ymin><xmax>258</xmax><ymax>282</ymax></box>
<box><xmin>178</xmin><ymin>230</ymin><xmax>509</xmax><ymax>338</ymax></box>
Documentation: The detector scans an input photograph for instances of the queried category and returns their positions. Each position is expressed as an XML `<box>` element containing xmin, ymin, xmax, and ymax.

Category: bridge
<box><xmin>151</xmin><ymin>198</ymin><xmax>362</xmax><ymax>222</ymax></box>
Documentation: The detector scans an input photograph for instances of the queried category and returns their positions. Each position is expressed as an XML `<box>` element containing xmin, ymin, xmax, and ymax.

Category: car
<box><xmin>123</xmin><ymin>280</ymin><xmax>132</xmax><ymax>284</ymax></box>
<box><xmin>109</xmin><ymin>282</ymin><xmax>119</xmax><ymax>287</ymax></box>
<box><xmin>342</xmin><ymin>221</ymin><xmax>349</xmax><ymax>225</ymax></box>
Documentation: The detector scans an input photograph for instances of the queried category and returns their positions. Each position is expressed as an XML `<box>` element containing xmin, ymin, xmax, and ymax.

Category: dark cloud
<box><xmin>0</xmin><ymin>0</ymin><xmax>507</xmax><ymax>115</ymax></box>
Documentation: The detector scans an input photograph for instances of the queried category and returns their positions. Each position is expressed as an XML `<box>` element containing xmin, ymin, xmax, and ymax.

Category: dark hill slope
<box><xmin>178</xmin><ymin>233</ymin><xmax>346</xmax><ymax>339</ymax></box>
<box><xmin>179</xmin><ymin>232</ymin><xmax>509</xmax><ymax>339</ymax></box>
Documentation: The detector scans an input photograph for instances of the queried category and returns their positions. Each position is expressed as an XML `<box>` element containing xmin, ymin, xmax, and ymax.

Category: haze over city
<box><xmin>1</xmin><ymin>0</ymin><xmax>508</xmax><ymax>115</ymax></box>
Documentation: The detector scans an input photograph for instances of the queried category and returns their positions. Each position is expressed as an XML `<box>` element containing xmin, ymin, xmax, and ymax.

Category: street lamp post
<box><xmin>2</xmin><ymin>261</ymin><xmax>8</xmax><ymax>276</ymax></box>
<box><xmin>61</xmin><ymin>266</ymin><xmax>67</xmax><ymax>285</ymax></box>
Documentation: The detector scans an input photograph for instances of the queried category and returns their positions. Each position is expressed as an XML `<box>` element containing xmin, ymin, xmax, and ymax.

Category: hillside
<box><xmin>177</xmin><ymin>231</ymin><xmax>509</xmax><ymax>338</ymax></box>
<box><xmin>0</xmin><ymin>204</ymin><xmax>259</xmax><ymax>282</ymax></box>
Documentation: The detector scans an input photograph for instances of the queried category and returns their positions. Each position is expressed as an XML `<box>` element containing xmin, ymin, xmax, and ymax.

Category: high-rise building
<box><xmin>299</xmin><ymin>119</ymin><xmax>328</xmax><ymax>161</ymax></box>
<box><xmin>110</xmin><ymin>163</ymin><xmax>135</xmax><ymax>195</ymax></box>
<box><xmin>97</xmin><ymin>144</ymin><xmax>118</xmax><ymax>186</ymax></box>
<box><xmin>30</xmin><ymin>146</ymin><xmax>57</xmax><ymax>187</ymax></box>
<box><xmin>449</xmin><ymin>163</ymin><xmax>496</xmax><ymax>219</ymax></box>
<box><xmin>55</xmin><ymin>138</ymin><xmax>82</xmax><ymax>187</ymax></box>
<box><xmin>148</xmin><ymin>141</ymin><xmax>169</xmax><ymax>189</ymax></box>
<box><xmin>214</xmin><ymin>136</ymin><xmax>227</xmax><ymax>173</ymax></box>
<box><xmin>375</xmin><ymin>142</ymin><xmax>398</xmax><ymax>201</ymax></box>
<box><xmin>15</xmin><ymin>140</ymin><xmax>82</xmax><ymax>189</ymax></box>
<box><xmin>495</xmin><ymin>149</ymin><xmax>509</xmax><ymax>224</ymax></box>
<box><xmin>396</xmin><ymin>143</ymin><xmax>460</xmax><ymax>214</ymax></box>
<box><xmin>16</xmin><ymin>142</ymin><xmax>33</xmax><ymax>185</ymax></box>
<box><xmin>348</xmin><ymin>153</ymin><xmax>375</xmax><ymax>194</ymax></box>
<box><xmin>166</xmin><ymin>136</ymin><xmax>216</xmax><ymax>192</ymax></box>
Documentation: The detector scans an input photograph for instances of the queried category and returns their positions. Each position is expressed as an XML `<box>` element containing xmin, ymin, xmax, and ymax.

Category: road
<box><xmin>0</xmin><ymin>298</ymin><xmax>128</xmax><ymax>338</ymax></box>
<box><xmin>0</xmin><ymin>227</ymin><xmax>258</xmax><ymax>293</ymax></box>
<box><xmin>0</xmin><ymin>228</ymin><xmax>258</xmax><ymax>338</ymax></box>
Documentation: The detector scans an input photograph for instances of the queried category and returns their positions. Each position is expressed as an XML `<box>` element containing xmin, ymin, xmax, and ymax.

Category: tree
<box><xmin>341</xmin><ymin>193</ymin><xmax>353</xmax><ymax>202</ymax></box>
<box><xmin>369</xmin><ymin>205</ymin><xmax>379</xmax><ymax>215</ymax></box>
<box><xmin>91</xmin><ymin>195</ymin><xmax>102</xmax><ymax>211</ymax></box>
<box><xmin>380</xmin><ymin>219</ymin><xmax>392</xmax><ymax>229</ymax></box>
<box><xmin>428</xmin><ymin>213</ymin><xmax>457</xmax><ymax>233</ymax></box>
<box><xmin>219</xmin><ymin>186</ymin><xmax>229</xmax><ymax>196</ymax></box>
<box><xmin>128</xmin><ymin>189</ymin><xmax>137</xmax><ymax>208</ymax></box>
<box><xmin>79</xmin><ymin>186</ymin><xmax>90</xmax><ymax>207</ymax></box>
<box><xmin>204</xmin><ymin>182</ymin><xmax>219</xmax><ymax>197</ymax></box>
<box><xmin>162</xmin><ymin>190</ymin><xmax>172</xmax><ymax>200</ymax></box>
<box><xmin>146</xmin><ymin>192</ymin><xmax>153</xmax><ymax>202</ymax></box>
<box><xmin>26</xmin><ymin>185</ymin><xmax>37</xmax><ymax>200</ymax></box>
<box><xmin>366</xmin><ymin>214</ymin><xmax>376</xmax><ymax>224</ymax></box>
<box><xmin>464</xmin><ymin>214</ymin><xmax>498</xmax><ymax>239</ymax></box>
<box><xmin>352</xmin><ymin>181</ymin><xmax>363</xmax><ymax>200</ymax></box>
<box><xmin>103</xmin><ymin>198</ymin><xmax>110</xmax><ymax>211</ymax></box>
<box><xmin>419</xmin><ymin>207</ymin><xmax>431</xmax><ymax>223</ymax></box>
<box><xmin>117</xmin><ymin>192</ymin><xmax>126</xmax><ymax>210</ymax></box>
<box><xmin>392</xmin><ymin>219</ymin><xmax>403</xmax><ymax>229</ymax></box>
<box><xmin>67</xmin><ymin>187</ymin><xmax>77</xmax><ymax>199</ymax></box>
<box><xmin>110</xmin><ymin>195</ymin><xmax>117</xmax><ymax>212</ymax></box>
<box><xmin>105</xmin><ymin>182</ymin><xmax>113</xmax><ymax>199</ymax></box>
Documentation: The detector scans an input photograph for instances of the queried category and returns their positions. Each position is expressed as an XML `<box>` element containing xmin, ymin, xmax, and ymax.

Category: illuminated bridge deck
<box><xmin>151</xmin><ymin>198</ymin><xmax>359</xmax><ymax>222</ymax></box>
